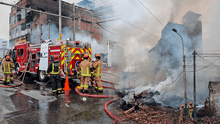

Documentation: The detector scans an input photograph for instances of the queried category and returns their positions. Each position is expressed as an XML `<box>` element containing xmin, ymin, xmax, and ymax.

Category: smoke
<box><xmin>30</xmin><ymin>23</ymin><xmax>73</xmax><ymax>43</ymax></box>
<box><xmin>75</xmin><ymin>33</ymin><xmax>107</xmax><ymax>60</ymax></box>
<box><xmin>94</xmin><ymin>0</ymin><xmax>220</xmax><ymax>108</ymax></box>
<box><xmin>30</xmin><ymin>22</ymin><xmax>108</xmax><ymax>61</ymax></box>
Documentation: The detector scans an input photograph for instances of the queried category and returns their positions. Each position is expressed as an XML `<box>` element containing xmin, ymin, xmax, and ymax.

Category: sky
<box><xmin>0</xmin><ymin>0</ymin><xmax>83</xmax><ymax>40</ymax></box>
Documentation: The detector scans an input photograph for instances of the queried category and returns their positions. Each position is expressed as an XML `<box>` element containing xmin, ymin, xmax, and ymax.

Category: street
<box><xmin>0</xmin><ymin>71</ymin><xmax>118</xmax><ymax>124</ymax></box>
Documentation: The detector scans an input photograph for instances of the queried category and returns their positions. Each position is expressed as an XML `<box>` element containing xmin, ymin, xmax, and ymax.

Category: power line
<box><xmin>97</xmin><ymin>23</ymin><xmax>119</xmax><ymax>35</ymax></box>
<box><xmin>195</xmin><ymin>58</ymin><xmax>219</xmax><ymax>72</ymax></box>
<box><xmin>119</xmin><ymin>18</ymin><xmax>191</xmax><ymax>52</ymax></box>
<box><xmin>137</xmin><ymin>0</ymin><xmax>185</xmax><ymax>46</ymax></box>
<box><xmin>186</xmin><ymin>55</ymin><xmax>219</xmax><ymax>72</ymax></box>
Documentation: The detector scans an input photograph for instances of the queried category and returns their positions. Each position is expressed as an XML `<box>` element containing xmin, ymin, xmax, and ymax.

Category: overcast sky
<box><xmin>0</xmin><ymin>0</ymin><xmax>83</xmax><ymax>40</ymax></box>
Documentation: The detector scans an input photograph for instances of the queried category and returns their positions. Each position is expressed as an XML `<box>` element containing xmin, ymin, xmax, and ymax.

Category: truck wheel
<box><xmin>37</xmin><ymin>70</ymin><xmax>47</xmax><ymax>82</ymax></box>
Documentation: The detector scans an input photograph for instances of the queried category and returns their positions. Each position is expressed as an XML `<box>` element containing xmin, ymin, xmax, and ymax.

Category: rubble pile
<box><xmin>116</xmin><ymin>105</ymin><xmax>179</xmax><ymax>123</ymax></box>
<box><xmin>114</xmin><ymin>89</ymin><xmax>220</xmax><ymax>124</ymax></box>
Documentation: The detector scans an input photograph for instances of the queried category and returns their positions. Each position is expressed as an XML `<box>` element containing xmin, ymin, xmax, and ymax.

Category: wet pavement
<box><xmin>0</xmin><ymin>71</ymin><xmax>120</xmax><ymax>124</ymax></box>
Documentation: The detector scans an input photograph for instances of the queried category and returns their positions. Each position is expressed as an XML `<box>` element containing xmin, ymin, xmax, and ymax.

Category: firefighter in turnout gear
<box><xmin>75</xmin><ymin>61</ymin><xmax>82</xmax><ymax>90</ymax></box>
<box><xmin>179</xmin><ymin>104</ymin><xmax>185</xmax><ymax>124</ymax></box>
<box><xmin>79</xmin><ymin>54</ymin><xmax>93</xmax><ymax>93</ymax></box>
<box><xmin>2</xmin><ymin>55</ymin><xmax>14</xmax><ymax>85</ymax></box>
<box><xmin>188</xmin><ymin>102</ymin><xmax>194</xmax><ymax>120</ymax></box>
<box><xmin>2</xmin><ymin>53</ymin><xmax>14</xmax><ymax>83</ymax></box>
<box><xmin>47</xmin><ymin>55</ymin><xmax>64</xmax><ymax>95</ymax></box>
<box><xmin>93</xmin><ymin>54</ymin><xmax>103</xmax><ymax>93</ymax></box>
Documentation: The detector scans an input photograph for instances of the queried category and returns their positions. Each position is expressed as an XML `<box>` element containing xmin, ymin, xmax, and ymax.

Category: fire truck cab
<box><xmin>12</xmin><ymin>40</ymin><xmax>91</xmax><ymax>82</ymax></box>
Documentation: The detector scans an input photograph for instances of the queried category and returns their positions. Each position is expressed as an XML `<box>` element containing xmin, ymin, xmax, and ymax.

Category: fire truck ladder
<box><xmin>63</xmin><ymin>46</ymin><xmax>71</xmax><ymax>74</ymax></box>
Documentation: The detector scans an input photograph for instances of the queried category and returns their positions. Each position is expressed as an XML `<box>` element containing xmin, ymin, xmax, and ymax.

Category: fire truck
<box><xmin>10</xmin><ymin>39</ymin><xmax>91</xmax><ymax>82</ymax></box>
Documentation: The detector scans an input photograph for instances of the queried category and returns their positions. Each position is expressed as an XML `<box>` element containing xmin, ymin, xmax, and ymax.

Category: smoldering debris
<box><xmin>114</xmin><ymin>89</ymin><xmax>220</xmax><ymax>124</ymax></box>
<box><xmin>116</xmin><ymin>89</ymin><xmax>161</xmax><ymax>111</ymax></box>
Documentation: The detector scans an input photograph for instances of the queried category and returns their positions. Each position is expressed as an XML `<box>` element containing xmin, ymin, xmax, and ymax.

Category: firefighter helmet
<box><xmin>95</xmin><ymin>54</ymin><xmax>100</xmax><ymax>57</ymax></box>
<box><xmin>6</xmin><ymin>55</ymin><xmax>10</xmax><ymax>60</ymax></box>
<box><xmin>189</xmin><ymin>102</ymin><xmax>192</xmax><ymax>105</ymax></box>
<box><xmin>83</xmin><ymin>54</ymin><xmax>89</xmax><ymax>58</ymax></box>
<box><xmin>53</xmin><ymin>55</ymin><xmax>59</xmax><ymax>61</ymax></box>
<box><xmin>181</xmin><ymin>104</ymin><xmax>184</xmax><ymax>107</ymax></box>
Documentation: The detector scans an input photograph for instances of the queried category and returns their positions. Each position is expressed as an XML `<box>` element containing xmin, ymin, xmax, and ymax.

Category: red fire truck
<box><xmin>11</xmin><ymin>40</ymin><xmax>91</xmax><ymax>82</ymax></box>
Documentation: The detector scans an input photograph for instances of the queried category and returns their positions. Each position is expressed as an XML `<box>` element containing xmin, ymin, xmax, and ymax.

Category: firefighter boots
<box><xmin>57</xmin><ymin>90</ymin><xmax>64</xmax><ymax>94</ymax></box>
<box><xmin>83</xmin><ymin>90</ymin><xmax>89</xmax><ymax>94</ymax></box>
<box><xmin>79</xmin><ymin>89</ymin><xmax>84</xmax><ymax>93</ymax></box>
<box><xmin>3</xmin><ymin>81</ymin><xmax>7</xmax><ymax>85</ymax></box>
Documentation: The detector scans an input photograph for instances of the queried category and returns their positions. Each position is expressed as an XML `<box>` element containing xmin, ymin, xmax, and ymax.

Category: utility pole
<box><xmin>40</xmin><ymin>10</ymin><xmax>42</xmax><ymax>43</ymax></box>
<box><xmin>183</xmin><ymin>54</ymin><xmax>187</xmax><ymax>119</ymax></box>
<box><xmin>48</xmin><ymin>20</ymin><xmax>50</xmax><ymax>39</ymax></box>
<box><xmin>172</xmin><ymin>28</ymin><xmax>187</xmax><ymax>119</ymax></box>
<box><xmin>73</xmin><ymin>3</ymin><xmax>75</xmax><ymax>41</ymax></box>
<box><xmin>59</xmin><ymin>0</ymin><xmax>62</xmax><ymax>38</ymax></box>
<box><xmin>193</xmin><ymin>50</ymin><xmax>197</xmax><ymax>123</ymax></box>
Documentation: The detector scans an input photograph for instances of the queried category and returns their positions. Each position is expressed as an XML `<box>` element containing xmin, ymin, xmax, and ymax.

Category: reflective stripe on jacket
<box><xmin>188</xmin><ymin>105</ymin><xmax>194</xmax><ymax>112</ymax></box>
<box><xmin>80</xmin><ymin>60</ymin><xmax>92</xmax><ymax>76</ymax></box>
<box><xmin>93</xmin><ymin>60</ymin><xmax>103</xmax><ymax>76</ymax></box>
<box><xmin>51</xmin><ymin>63</ymin><xmax>60</xmax><ymax>74</ymax></box>
<box><xmin>2</xmin><ymin>60</ymin><xmax>14</xmax><ymax>74</ymax></box>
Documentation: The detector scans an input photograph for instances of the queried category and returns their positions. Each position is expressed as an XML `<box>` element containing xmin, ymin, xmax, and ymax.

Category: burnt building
<box><xmin>148</xmin><ymin>11</ymin><xmax>202</xmax><ymax>81</ymax></box>
<box><xmin>9</xmin><ymin>0</ymin><xmax>102</xmax><ymax>46</ymax></box>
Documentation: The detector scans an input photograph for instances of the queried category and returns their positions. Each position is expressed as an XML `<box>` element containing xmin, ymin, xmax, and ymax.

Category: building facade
<box><xmin>9</xmin><ymin>0</ymin><xmax>102</xmax><ymax>46</ymax></box>
<box><xmin>148</xmin><ymin>11</ymin><xmax>202</xmax><ymax>82</ymax></box>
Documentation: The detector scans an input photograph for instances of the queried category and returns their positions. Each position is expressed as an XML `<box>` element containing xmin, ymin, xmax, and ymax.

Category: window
<box><xmin>31</xmin><ymin>54</ymin><xmax>36</xmax><ymax>67</ymax></box>
<box><xmin>31</xmin><ymin>54</ymin><xmax>35</xmax><ymax>59</ymax></box>
<box><xmin>17</xmin><ymin>14</ymin><xmax>21</xmax><ymax>22</ymax></box>
<box><xmin>36</xmin><ymin>52</ymin><xmax>40</xmax><ymax>64</ymax></box>
<box><xmin>19</xmin><ymin>49</ymin><xmax>24</xmax><ymax>56</ymax></box>
<box><xmin>13</xmin><ymin>49</ymin><xmax>16</xmax><ymax>59</ymax></box>
<box><xmin>14</xmin><ymin>15</ymin><xmax>16</xmax><ymax>24</ymax></box>
<box><xmin>21</xmin><ymin>23</ymin><xmax>26</xmax><ymax>31</ymax></box>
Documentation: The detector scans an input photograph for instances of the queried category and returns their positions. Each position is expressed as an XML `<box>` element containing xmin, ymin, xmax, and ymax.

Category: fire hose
<box><xmin>0</xmin><ymin>56</ymin><xmax>30</xmax><ymax>88</ymax></box>
<box><xmin>75</xmin><ymin>71</ymin><xmax>120</xmax><ymax>123</ymax></box>
<box><xmin>102</xmin><ymin>72</ymin><xmax>119</xmax><ymax>78</ymax></box>
<box><xmin>104</xmin><ymin>98</ymin><xmax>119</xmax><ymax>124</ymax></box>
<box><xmin>0</xmin><ymin>68</ymin><xmax>25</xmax><ymax>88</ymax></box>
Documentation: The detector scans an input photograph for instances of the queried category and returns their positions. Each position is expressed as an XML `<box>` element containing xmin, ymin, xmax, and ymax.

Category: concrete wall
<box><xmin>208</xmin><ymin>82</ymin><xmax>220</xmax><ymax>116</ymax></box>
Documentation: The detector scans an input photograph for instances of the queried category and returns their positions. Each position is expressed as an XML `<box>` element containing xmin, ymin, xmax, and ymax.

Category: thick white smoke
<box><xmin>30</xmin><ymin>22</ymin><xmax>108</xmax><ymax>61</ymax></box>
<box><xmin>93</xmin><ymin>0</ymin><xmax>220</xmax><ymax>108</ymax></box>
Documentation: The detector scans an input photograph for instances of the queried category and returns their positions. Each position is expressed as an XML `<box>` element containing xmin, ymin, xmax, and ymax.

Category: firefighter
<box><xmin>47</xmin><ymin>55</ymin><xmax>63</xmax><ymax>95</ymax></box>
<box><xmin>2</xmin><ymin>55</ymin><xmax>14</xmax><ymax>85</ymax></box>
<box><xmin>75</xmin><ymin>61</ymin><xmax>82</xmax><ymax>90</ymax></box>
<box><xmin>2</xmin><ymin>54</ymin><xmax>14</xmax><ymax>83</ymax></box>
<box><xmin>93</xmin><ymin>54</ymin><xmax>103</xmax><ymax>93</ymax></box>
<box><xmin>179</xmin><ymin>104</ymin><xmax>185</xmax><ymax>124</ymax></box>
<box><xmin>188</xmin><ymin>102</ymin><xmax>194</xmax><ymax>120</ymax></box>
<box><xmin>79</xmin><ymin>54</ymin><xmax>93</xmax><ymax>93</ymax></box>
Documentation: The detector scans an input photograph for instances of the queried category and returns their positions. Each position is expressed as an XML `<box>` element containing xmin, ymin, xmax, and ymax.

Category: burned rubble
<box><xmin>114</xmin><ymin>89</ymin><xmax>220</xmax><ymax>124</ymax></box>
<box><xmin>116</xmin><ymin>89</ymin><xmax>161</xmax><ymax>111</ymax></box>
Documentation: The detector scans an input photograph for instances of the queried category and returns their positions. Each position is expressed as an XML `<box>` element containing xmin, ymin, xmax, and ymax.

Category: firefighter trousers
<box><xmin>95</xmin><ymin>76</ymin><xmax>103</xmax><ymax>91</ymax></box>
<box><xmin>49</xmin><ymin>74</ymin><xmax>62</xmax><ymax>93</ymax></box>
<box><xmin>10</xmin><ymin>74</ymin><xmax>13</xmax><ymax>81</ymax></box>
<box><xmin>80</xmin><ymin>76</ymin><xmax>90</xmax><ymax>90</ymax></box>
<box><xmin>188</xmin><ymin>111</ymin><xmax>193</xmax><ymax>119</ymax></box>
<box><xmin>3</xmin><ymin>74</ymin><xmax>11</xmax><ymax>83</ymax></box>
